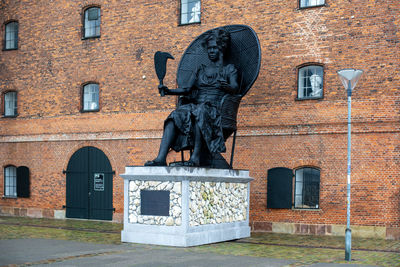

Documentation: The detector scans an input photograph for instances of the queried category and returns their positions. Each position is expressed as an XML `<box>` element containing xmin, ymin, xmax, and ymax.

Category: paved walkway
<box><xmin>0</xmin><ymin>239</ymin><xmax>379</xmax><ymax>267</ymax></box>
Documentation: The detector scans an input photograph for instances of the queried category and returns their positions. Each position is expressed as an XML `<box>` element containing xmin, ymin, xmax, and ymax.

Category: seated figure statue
<box><xmin>145</xmin><ymin>29</ymin><xmax>238</xmax><ymax>167</ymax></box>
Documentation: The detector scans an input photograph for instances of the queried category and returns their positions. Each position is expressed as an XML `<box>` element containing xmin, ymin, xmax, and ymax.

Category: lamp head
<box><xmin>337</xmin><ymin>69</ymin><xmax>363</xmax><ymax>91</ymax></box>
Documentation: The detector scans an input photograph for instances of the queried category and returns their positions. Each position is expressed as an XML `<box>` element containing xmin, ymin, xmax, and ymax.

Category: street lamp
<box><xmin>337</xmin><ymin>68</ymin><xmax>363</xmax><ymax>261</ymax></box>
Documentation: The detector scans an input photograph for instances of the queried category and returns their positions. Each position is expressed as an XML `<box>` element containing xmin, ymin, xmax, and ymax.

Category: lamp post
<box><xmin>337</xmin><ymin>68</ymin><xmax>363</xmax><ymax>261</ymax></box>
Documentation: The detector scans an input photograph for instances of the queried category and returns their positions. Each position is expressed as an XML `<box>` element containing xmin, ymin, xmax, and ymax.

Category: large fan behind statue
<box><xmin>146</xmin><ymin>25</ymin><xmax>261</xmax><ymax>169</ymax></box>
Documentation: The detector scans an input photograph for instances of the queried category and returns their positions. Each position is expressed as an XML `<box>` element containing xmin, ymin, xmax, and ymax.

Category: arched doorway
<box><xmin>65</xmin><ymin>146</ymin><xmax>114</xmax><ymax>220</ymax></box>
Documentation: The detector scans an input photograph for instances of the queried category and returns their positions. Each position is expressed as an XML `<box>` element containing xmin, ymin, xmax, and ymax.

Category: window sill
<box><xmin>298</xmin><ymin>4</ymin><xmax>326</xmax><ymax>10</ymax></box>
<box><xmin>82</xmin><ymin>35</ymin><xmax>100</xmax><ymax>40</ymax></box>
<box><xmin>2</xmin><ymin>115</ymin><xmax>18</xmax><ymax>118</ymax></box>
<box><xmin>292</xmin><ymin>207</ymin><xmax>321</xmax><ymax>211</ymax></box>
<box><xmin>81</xmin><ymin>109</ymin><xmax>99</xmax><ymax>113</ymax></box>
<box><xmin>178</xmin><ymin>21</ymin><xmax>201</xmax><ymax>27</ymax></box>
<box><xmin>2</xmin><ymin>195</ymin><xmax>17</xmax><ymax>199</ymax></box>
<box><xmin>296</xmin><ymin>96</ymin><xmax>323</xmax><ymax>101</ymax></box>
<box><xmin>2</xmin><ymin>48</ymin><xmax>18</xmax><ymax>51</ymax></box>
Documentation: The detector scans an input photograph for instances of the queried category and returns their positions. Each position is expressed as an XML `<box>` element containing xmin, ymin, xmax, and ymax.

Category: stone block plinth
<box><xmin>120</xmin><ymin>166</ymin><xmax>253</xmax><ymax>247</ymax></box>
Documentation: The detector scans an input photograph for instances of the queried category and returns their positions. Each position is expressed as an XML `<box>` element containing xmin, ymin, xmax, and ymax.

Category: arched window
<box><xmin>4</xmin><ymin>166</ymin><xmax>17</xmax><ymax>197</ymax></box>
<box><xmin>82</xmin><ymin>83</ymin><xmax>99</xmax><ymax>112</ymax></box>
<box><xmin>4</xmin><ymin>21</ymin><xmax>18</xmax><ymax>50</ymax></box>
<box><xmin>180</xmin><ymin>0</ymin><xmax>201</xmax><ymax>25</ymax></box>
<box><xmin>83</xmin><ymin>7</ymin><xmax>101</xmax><ymax>38</ymax></box>
<box><xmin>294</xmin><ymin>167</ymin><xmax>320</xmax><ymax>209</ymax></box>
<box><xmin>300</xmin><ymin>0</ymin><xmax>325</xmax><ymax>8</ymax></box>
<box><xmin>298</xmin><ymin>65</ymin><xmax>324</xmax><ymax>99</ymax></box>
<box><xmin>3</xmin><ymin>91</ymin><xmax>17</xmax><ymax>117</ymax></box>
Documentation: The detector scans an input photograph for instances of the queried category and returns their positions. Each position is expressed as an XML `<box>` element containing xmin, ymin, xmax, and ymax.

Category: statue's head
<box><xmin>203</xmin><ymin>28</ymin><xmax>231</xmax><ymax>60</ymax></box>
<box><xmin>310</xmin><ymin>74</ymin><xmax>322</xmax><ymax>87</ymax></box>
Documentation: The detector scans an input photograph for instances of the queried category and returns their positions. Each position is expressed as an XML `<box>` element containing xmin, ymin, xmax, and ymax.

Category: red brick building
<box><xmin>1</xmin><ymin>0</ymin><xmax>399</xmax><ymax>239</ymax></box>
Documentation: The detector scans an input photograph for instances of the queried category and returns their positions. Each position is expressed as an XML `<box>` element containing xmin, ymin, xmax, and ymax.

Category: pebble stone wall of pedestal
<box><xmin>128</xmin><ymin>180</ymin><xmax>182</xmax><ymax>226</ymax></box>
<box><xmin>189</xmin><ymin>181</ymin><xmax>248</xmax><ymax>226</ymax></box>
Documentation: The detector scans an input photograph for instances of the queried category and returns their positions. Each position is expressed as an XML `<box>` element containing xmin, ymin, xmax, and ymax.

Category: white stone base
<box><xmin>121</xmin><ymin>221</ymin><xmax>250</xmax><ymax>247</ymax></box>
<box><xmin>120</xmin><ymin>166</ymin><xmax>253</xmax><ymax>247</ymax></box>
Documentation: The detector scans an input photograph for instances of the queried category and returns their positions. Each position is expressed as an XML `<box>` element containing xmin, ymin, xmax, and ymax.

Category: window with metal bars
<box><xmin>4</xmin><ymin>21</ymin><xmax>18</xmax><ymax>50</ymax></box>
<box><xmin>180</xmin><ymin>0</ymin><xmax>201</xmax><ymax>25</ymax></box>
<box><xmin>4</xmin><ymin>91</ymin><xmax>17</xmax><ymax>117</ymax></box>
<box><xmin>298</xmin><ymin>65</ymin><xmax>323</xmax><ymax>99</ymax></box>
<box><xmin>83</xmin><ymin>7</ymin><xmax>100</xmax><ymax>38</ymax></box>
<box><xmin>300</xmin><ymin>0</ymin><xmax>325</xmax><ymax>8</ymax></box>
<box><xmin>82</xmin><ymin>83</ymin><xmax>99</xmax><ymax>112</ymax></box>
<box><xmin>294</xmin><ymin>167</ymin><xmax>320</xmax><ymax>209</ymax></box>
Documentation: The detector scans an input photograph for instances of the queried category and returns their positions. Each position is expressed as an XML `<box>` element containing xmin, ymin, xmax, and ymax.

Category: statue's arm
<box><xmin>160</xmin><ymin>86</ymin><xmax>191</xmax><ymax>96</ymax></box>
<box><xmin>219</xmin><ymin>65</ymin><xmax>239</xmax><ymax>94</ymax></box>
<box><xmin>159</xmin><ymin>67</ymin><xmax>197</xmax><ymax>96</ymax></box>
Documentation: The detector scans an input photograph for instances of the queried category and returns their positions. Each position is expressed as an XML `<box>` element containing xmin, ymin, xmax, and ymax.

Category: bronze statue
<box><xmin>145</xmin><ymin>25</ymin><xmax>261</xmax><ymax>168</ymax></box>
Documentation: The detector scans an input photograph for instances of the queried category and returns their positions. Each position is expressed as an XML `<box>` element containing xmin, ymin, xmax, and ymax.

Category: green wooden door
<box><xmin>66</xmin><ymin>146</ymin><xmax>113</xmax><ymax>220</ymax></box>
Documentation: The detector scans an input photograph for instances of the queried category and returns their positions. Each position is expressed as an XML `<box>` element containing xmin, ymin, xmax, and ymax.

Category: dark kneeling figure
<box><xmin>145</xmin><ymin>29</ymin><xmax>238</xmax><ymax>167</ymax></box>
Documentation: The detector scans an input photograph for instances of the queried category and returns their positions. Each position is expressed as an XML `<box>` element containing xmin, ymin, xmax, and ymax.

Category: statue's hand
<box><xmin>158</xmin><ymin>85</ymin><xmax>169</xmax><ymax>96</ymax></box>
<box><xmin>217</xmin><ymin>79</ymin><xmax>229</xmax><ymax>91</ymax></box>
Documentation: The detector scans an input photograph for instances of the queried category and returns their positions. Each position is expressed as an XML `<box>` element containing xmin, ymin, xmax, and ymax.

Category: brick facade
<box><xmin>0</xmin><ymin>1</ymin><xmax>399</xmax><ymax>239</ymax></box>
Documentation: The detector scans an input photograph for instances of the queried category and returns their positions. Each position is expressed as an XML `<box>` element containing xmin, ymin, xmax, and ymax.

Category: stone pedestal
<box><xmin>120</xmin><ymin>166</ymin><xmax>253</xmax><ymax>247</ymax></box>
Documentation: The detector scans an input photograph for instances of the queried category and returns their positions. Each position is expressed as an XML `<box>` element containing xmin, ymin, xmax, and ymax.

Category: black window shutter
<box><xmin>14</xmin><ymin>22</ymin><xmax>18</xmax><ymax>49</ymax></box>
<box><xmin>267</xmin><ymin>167</ymin><xmax>293</xmax><ymax>209</ymax></box>
<box><xmin>2</xmin><ymin>26</ymin><xmax>5</xmax><ymax>49</ymax></box>
<box><xmin>14</xmin><ymin>92</ymin><xmax>18</xmax><ymax>115</ymax></box>
<box><xmin>17</xmin><ymin>166</ymin><xmax>30</xmax><ymax>198</ymax></box>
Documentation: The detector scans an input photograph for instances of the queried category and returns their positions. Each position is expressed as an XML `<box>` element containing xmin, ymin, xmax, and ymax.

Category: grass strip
<box><xmin>0</xmin><ymin>225</ymin><xmax>122</xmax><ymax>245</ymax></box>
<box><xmin>0</xmin><ymin>221</ymin><xmax>120</xmax><ymax>234</ymax></box>
<box><xmin>190</xmin><ymin>242</ymin><xmax>400</xmax><ymax>267</ymax></box>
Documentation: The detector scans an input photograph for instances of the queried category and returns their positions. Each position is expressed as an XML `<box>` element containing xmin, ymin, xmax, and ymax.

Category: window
<box><xmin>4</xmin><ymin>166</ymin><xmax>17</xmax><ymax>197</ymax></box>
<box><xmin>180</xmin><ymin>0</ymin><xmax>201</xmax><ymax>25</ymax></box>
<box><xmin>298</xmin><ymin>65</ymin><xmax>323</xmax><ymax>99</ymax></box>
<box><xmin>4</xmin><ymin>91</ymin><xmax>17</xmax><ymax>117</ymax></box>
<box><xmin>4</xmin><ymin>21</ymin><xmax>18</xmax><ymax>50</ymax></box>
<box><xmin>4</xmin><ymin>166</ymin><xmax>30</xmax><ymax>198</ymax></box>
<box><xmin>294</xmin><ymin>168</ymin><xmax>320</xmax><ymax>209</ymax></box>
<box><xmin>83</xmin><ymin>7</ymin><xmax>100</xmax><ymax>38</ymax></box>
<box><xmin>267</xmin><ymin>167</ymin><xmax>320</xmax><ymax>209</ymax></box>
<box><xmin>82</xmin><ymin>83</ymin><xmax>99</xmax><ymax>112</ymax></box>
<box><xmin>300</xmin><ymin>0</ymin><xmax>325</xmax><ymax>8</ymax></box>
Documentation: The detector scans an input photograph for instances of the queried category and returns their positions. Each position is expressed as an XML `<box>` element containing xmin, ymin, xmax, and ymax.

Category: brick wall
<box><xmin>0</xmin><ymin>1</ymin><xmax>399</xmax><ymax>237</ymax></box>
